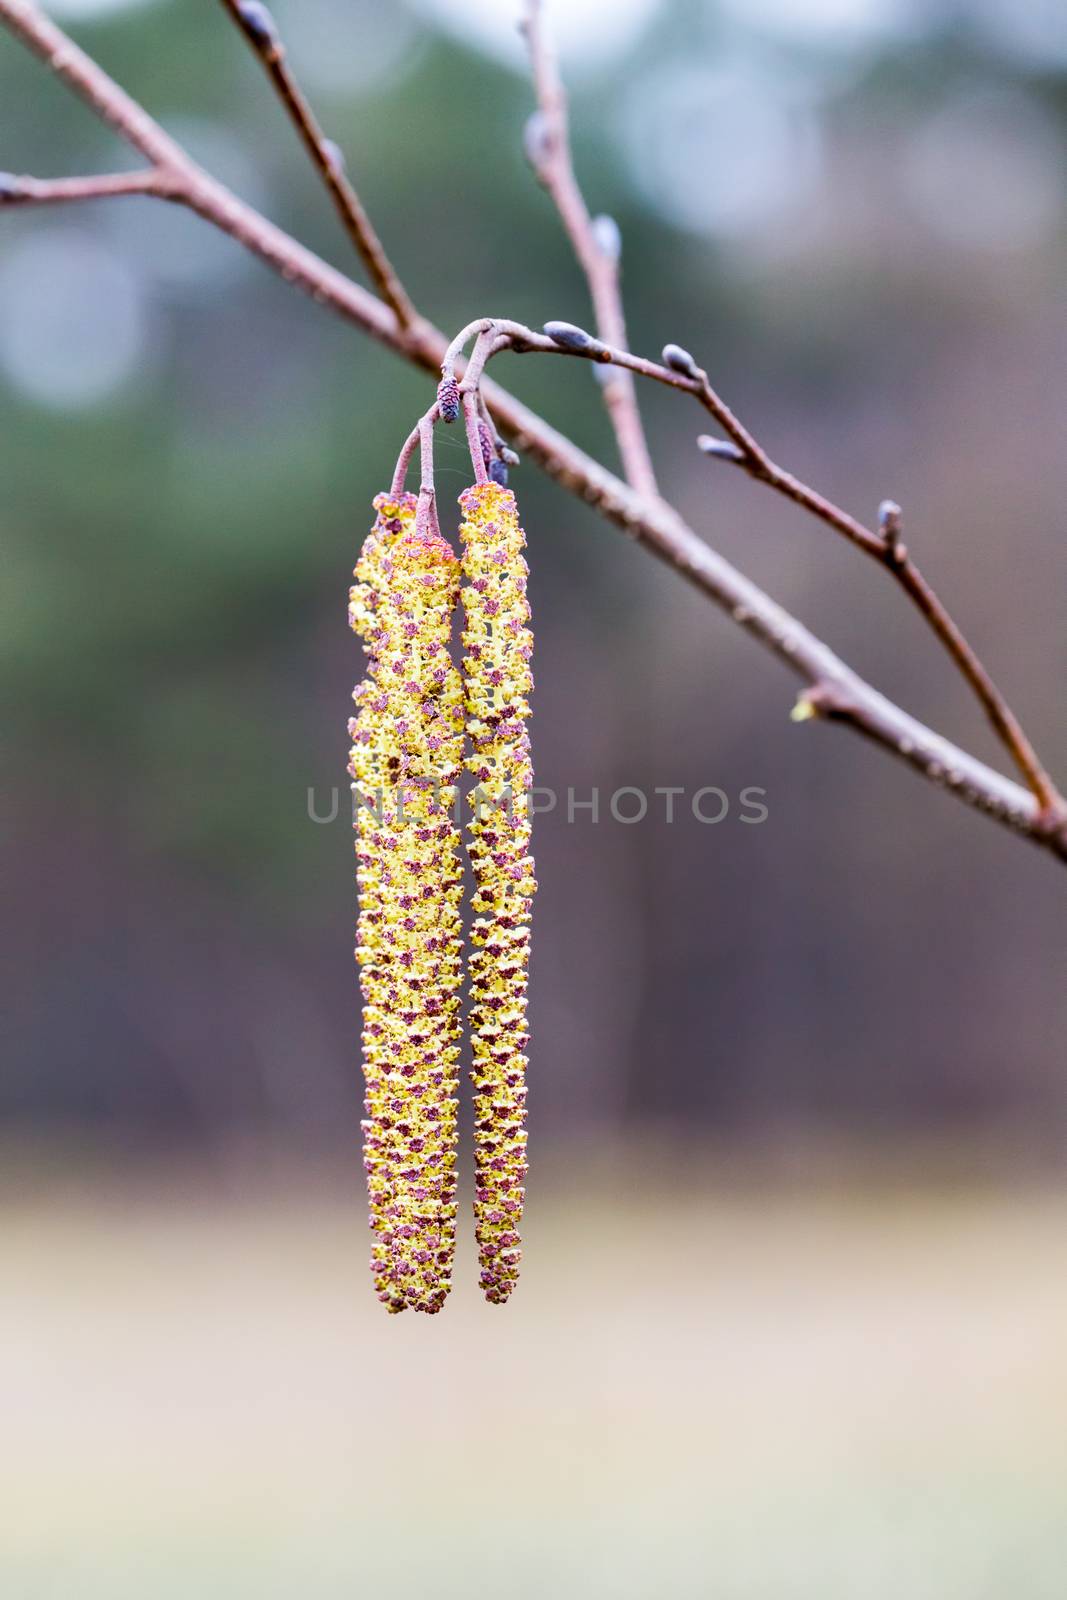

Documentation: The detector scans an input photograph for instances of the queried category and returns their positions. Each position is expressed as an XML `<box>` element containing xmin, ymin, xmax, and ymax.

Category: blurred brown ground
<box><xmin>4</xmin><ymin>1145</ymin><xmax>1067</xmax><ymax>1598</ymax></box>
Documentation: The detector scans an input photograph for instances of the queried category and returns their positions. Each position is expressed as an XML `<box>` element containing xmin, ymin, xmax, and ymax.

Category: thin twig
<box><xmin>455</xmin><ymin>312</ymin><xmax>1065</xmax><ymax>824</ymax></box>
<box><xmin>521</xmin><ymin>0</ymin><xmax>656</xmax><ymax>499</ymax></box>
<box><xmin>0</xmin><ymin>168</ymin><xmax>168</xmax><ymax>204</ymax></box>
<box><xmin>458</xmin><ymin>328</ymin><xmax>497</xmax><ymax>398</ymax></box>
<box><xmin>218</xmin><ymin>0</ymin><xmax>416</xmax><ymax>328</ymax></box>
<box><xmin>391</xmin><ymin>402</ymin><xmax>439</xmax><ymax>497</ymax></box>
<box><xmin>697</xmin><ymin>425</ymin><xmax>1064</xmax><ymax>819</ymax></box>
<box><xmin>416</xmin><ymin>410</ymin><xmax>437</xmax><ymax>538</ymax></box>
<box><xmin>1</xmin><ymin>0</ymin><xmax>1064</xmax><ymax>864</ymax></box>
<box><xmin>463</xmin><ymin>389</ymin><xmax>489</xmax><ymax>484</ymax></box>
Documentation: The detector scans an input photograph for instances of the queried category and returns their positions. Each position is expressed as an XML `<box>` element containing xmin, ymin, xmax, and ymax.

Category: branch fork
<box><xmin>1</xmin><ymin>0</ymin><xmax>1063</xmax><ymax>865</ymax></box>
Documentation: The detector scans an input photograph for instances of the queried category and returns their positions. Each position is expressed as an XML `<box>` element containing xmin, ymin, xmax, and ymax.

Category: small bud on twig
<box><xmin>235</xmin><ymin>0</ymin><xmax>279</xmax><ymax>50</ymax></box>
<box><xmin>879</xmin><ymin>499</ymin><xmax>903</xmax><ymax>554</ymax></box>
<box><xmin>662</xmin><ymin>343</ymin><xmax>698</xmax><ymax>377</ymax></box>
<box><xmin>591</xmin><ymin>214</ymin><xmax>622</xmax><ymax>264</ymax></box>
<box><xmin>500</xmin><ymin>446</ymin><xmax>520</xmax><ymax>467</ymax></box>
<box><xmin>0</xmin><ymin>172</ymin><xmax>19</xmax><ymax>201</ymax></box>
<box><xmin>322</xmin><ymin>139</ymin><xmax>346</xmax><ymax>178</ymax></box>
<box><xmin>697</xmin><ymin>434</ymin><xmax>745</xmax><ymax>465</ymax></box>
<box><xmin>544</xmin><ymin>320</ymin><xmax>610</xmax><ymax>361</ymax></box>
<box><xmin>791</xmin><ymin>693</ymin><xmax>818</xmax><ymax>723</ymax></box>
<box><xmin>544</xmin><ymin>319</ymin><xmax>595</xmax><ymax>352</ymax></box>
<box><xmin>437</xmin><ymin>375</ymin><xmax>460</xmax><ymax>424</ymax></box>
<box><xmin>523</xmin><ymin>110</ymin><xmax>552</xmax><ymax>173</ymax></box>
<box><xmin>490</xmin><ymin>459</ymin><xmax>510</xmax><ymax>487</ymax></box>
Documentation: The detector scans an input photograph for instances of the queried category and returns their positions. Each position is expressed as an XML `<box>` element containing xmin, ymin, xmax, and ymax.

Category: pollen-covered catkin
<box><xmin>350</xmin><ymin>492</ymin><xmax>464</xmax><ymax>1314</ymax></box>
<box><xmin>459</xmin><ymin>482</ymin><xmax>536</xmax><ymax>1304</ymax></box>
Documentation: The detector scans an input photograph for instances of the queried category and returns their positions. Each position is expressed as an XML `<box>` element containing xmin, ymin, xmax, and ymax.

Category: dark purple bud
<box><xmin>322</xmin><ymin>139</ymin><xmax>346</xmax><ymax>178</ymax></box>
<box><xmin>478</xmin><ymin>420</ymin><xmax>496</xmax><ymax>472</ymax></box>
<box><xmin>236</xmin><ymin>0</ymin><xmax>279</xmax><ymax>48</ymax></box>
<box><xmin>490</xmin><ymin>460</ymin><xmax>510</xmax><ymax>488</ymax></box>
<box><xmin>697</xmin><ymin>435</ymin><xmax>745</xmax><ymax>463</ymax></box>
<box><xmin>544</xmin><ymin>320</ymin><xmax>594</xmax><ymax>352</ymax></box>
<box><xmin>523</xmin><ymin>110</ymin><xmax>552</xmax><ymax>171</ymax></box>
<box><xmin>663</xmin><ymin>342</ymin><xmax>698</xmax><ymax>377</ymax></box>
<box><xmin>437</xmin><ymin>374</ymin><xmax>460</xmax><ymax>423</ymax></box>
<box><xmin>591</xmin><ymin>214</ymin><xmax>622</xmax><ymax>263</ymax></box>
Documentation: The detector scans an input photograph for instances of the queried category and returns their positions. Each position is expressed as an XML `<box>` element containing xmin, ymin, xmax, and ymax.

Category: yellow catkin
<box><xmin>350</xmin><ymin>492</ymin><xmax>464</xmax><ymax>1314</ymax></box>
<box><xmin>459</xmin><ymin>483</ymin><xmax>536</xmax><ymax>1304</ymax></box>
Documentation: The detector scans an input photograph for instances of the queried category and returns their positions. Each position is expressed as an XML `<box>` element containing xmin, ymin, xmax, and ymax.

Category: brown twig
<box><xmin>218</xmin><ymin>0</ymin><xmax>416</xmax><ymax>328</ymax></box>
<box><xmin>520</xmin><ymin>0</ymin><xmax>656</xmax><ymax>500</ymax></box>
<box><xmin>0</xmin><ymin>168</ymin><xmax>170</xmax><ymax>204</ymax></box>
<box><xmin>391</xmin><ymin>403</ymin><xmax>440</xmax><ymax>498</ymax></box>
<box><xmin>874</xmin><ymin>508</ymin><xmax>1063</xmax><ymax>822</ymax></box>
<box><xmin>448</xmin><ymin>310</ymin><xmax>1065</xmax><ymax>826</ymax></box>
<box><xmin>695</xmin><ymin>411</ymin><xmax>1065</xmax><ymax>820</ymax></box>
<box><xmin>1</xmin><ymin>0</ymin><xmax>1064</xmax><ymax>866</ymax></box>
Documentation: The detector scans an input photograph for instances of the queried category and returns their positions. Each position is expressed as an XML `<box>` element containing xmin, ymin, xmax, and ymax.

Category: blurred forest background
<box><xmin>3</xmin><ymin>0</ymin><xmax>1066</xmax><ymax>1152</ymax></box>
<box><xmin>2</xmin><ymin>1</ymin><xmax>1066</xmax><ymax>1595</ymax></box>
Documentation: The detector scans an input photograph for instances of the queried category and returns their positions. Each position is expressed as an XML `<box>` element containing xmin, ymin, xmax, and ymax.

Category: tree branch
<box><xmin>520</xmin><ymin>0</ymin><xmax>657</xmax><ymax>500</ymax></box>
<box><xmin>1</xmin><ymin>0</ymin><xmax>1063</xmax><ymax>866</ymax></box>
<box><xmin>452</xmin><ymin>309</ymin><xmax>1065</xmax><ymax>827</ymax></box>
<box><xmin>217</xmin><ymin>0</ymin><xmax>416</xmax><ymax>329</ymax></box>
<box><xmin>696</xmin><ymin>404</ymin><xmax>1066</xmax><ymax>821</ymax></box>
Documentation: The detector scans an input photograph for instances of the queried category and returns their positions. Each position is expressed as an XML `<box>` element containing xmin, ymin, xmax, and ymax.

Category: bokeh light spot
<box><xmin>621</xmin><ymin>60</ymin><xmax>823</xmax><ymax>239</ymax></box>
<box><xmin>0</xmin><ymin>231</ymin><xmax>150</xmax><ymax>410</ymax></box>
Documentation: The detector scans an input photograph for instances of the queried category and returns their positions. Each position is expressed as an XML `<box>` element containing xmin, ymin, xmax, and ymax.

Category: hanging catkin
<box><xmin>459</xmin><ymin>481</ymin><xmax>536</xmax><ymax>1304</ymax></box>
<box><xmin>350</xmin><ymin>491</ymin><xmax>464</xmax><ymax>1314</ymax></box>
